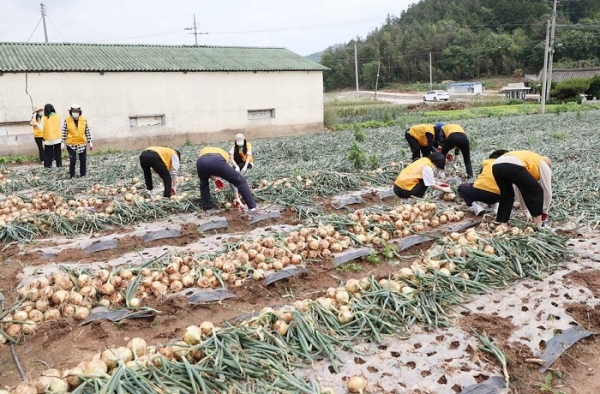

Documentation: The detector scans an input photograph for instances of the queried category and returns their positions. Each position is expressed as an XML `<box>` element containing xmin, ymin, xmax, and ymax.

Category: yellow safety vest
<box><xmin>441</xmin><ymin>124</ymin><xmax>465</xmax><ymax>138</ymax></box>
<box><xmin>233</xmin><ymin>142</ymin><xmax>254</xmax><ymax>163</ymax></box>
<box><xmin>408</xmin><ymin>124</ymin><xmax>435</xmax><ymax>147</ymax></box>
<box><xmin>473</xmin><ymin>159</ymin><xmax>499</xmax><ymax>194</ymax></box>
<box><xmin>395</xmin><ymin>158</ymin><xmax>433</xmax><ymax>190</ymax></box>
<box><xmin>65</xmin><ymin>116</ymin><xmax>87</xmax><ymax>145</ymax></box>
<box><xmin>199</xmin><ymin>147</ymin><xmax>229</xmax><ymax>162</ymax></box>
<box><xmin>42</xmin><ymin>114</ymin><xmax>61</xmax><ymax>141</ymax></box>
<box><xmin>146</xmin><ymin>146</ymin><xmax>176</xmax><ymax>170</ymax></box>
<box><xmin>32</xmin><ymin>120</ymin><xmax>43</xmax><ymax>138</ymax></box>
<box><xmin>505</xmin><ymin>151</ymin><xmax>543</xmax><ymax>180</ymax></box>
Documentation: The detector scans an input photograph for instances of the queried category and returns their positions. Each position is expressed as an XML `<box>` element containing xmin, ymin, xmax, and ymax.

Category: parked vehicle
<box><xmin>423</xmin><ymin>90</ymin><xmax>450</xmax><ymax>102</ymax></box>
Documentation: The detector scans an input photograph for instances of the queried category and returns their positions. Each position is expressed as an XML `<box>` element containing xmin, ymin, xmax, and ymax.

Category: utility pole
<box><xmin>184</xmin><ymin>14</ymin><xmax>207</xmax><ymax>46</ymax></box>
<box><xmin>541</xmin><ymin>20</ymin><xmax>550</xmax><ymax>114</ymax></box>
<box><xmin>354</xmin><ymin>42</ymin><xmax>359</xmax><ymax>100</ymax></box>
<box><xmin>429</xmin><ymin>52</ymin><xmax>432</xmax><ymax>90</ymax></box>
<box><xmin>374</xmin><ymin>61</ymin><xmax>381</xmax><ymax>101</ymax></box>
<box><xmin>40</xmin><ymin>3</ymin><xmax>48</xmax><ymax>42</ymax></box>
<box><xmin>546</xmin><ymin>0</ymin><xmax>558</xmax><ymax>101</ymax></box>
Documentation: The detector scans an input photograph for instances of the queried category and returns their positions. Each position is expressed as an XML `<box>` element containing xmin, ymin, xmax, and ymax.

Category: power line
<box><xmin>47</xmin><ymin>16</ymin><xmax>67</xmax><ymax>42</ymax></box>
<box><xmin>88</xmin><ymin>29</ymin><xmax>184</xmax><ymax>43</ymax></box>
<box><xmin>184</xmin><ymin>14</ymin><xmax>207</xmax><ymax>46</ymax></box>
<box><xmin>26</xmin><ymin>17</ymin><xmax>43</xmax><ymax>42</ymax></box>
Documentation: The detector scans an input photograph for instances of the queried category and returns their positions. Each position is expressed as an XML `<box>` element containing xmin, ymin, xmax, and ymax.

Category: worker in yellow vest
<box><xmin>405</xmin><ymin>124</ymin><xmax>437</xmax><ymax>162</ymax></box>
<box><xmin>42</xmin><ymin>104</ymin><xmax>62</xmax><ymax>168</ymax></box>
<box><xmin>62</xmin><ymin>105</ymin><xmax>93</xmax><ymax>178</ymax></box>
<box><xmin>393</xmin><ymin>152</ymin><xmax>451</xmax><ymax>198</ymax></box>
<box><xmin>197</xmin><ymin>146</ymin><xmax>257</xmax><ymax>214</ymax></box>
<box><xmin>434</xmin><ymin>122</ymin><xmax>473</xmax><ymax>178</ymax></box>
<box><xmin>229</xmin><ymin>133</ymin><xmax>254</xmax><ymax>207</ymax></box>
<box><xmin>457</xmin><ymin>150</ymin><xmax>508</xmax><ymax>215</ymax></box>
<box><xmin>139</xmin><ymin>146</ymin><xmax>180</xmax><ymax>198</ymax></box>
<box><xmin>492</xmin><ymin>151</ymin><xmax>552</xmax><ymax>227</ymax></box>
<box><xmin>29</xmin><ymin>106</ymin><xmax>44</xmax><ymax>163</ymax></box>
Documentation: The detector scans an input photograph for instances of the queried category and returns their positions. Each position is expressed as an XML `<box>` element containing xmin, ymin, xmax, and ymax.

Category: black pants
<box><xmin>457</xmin><ymin>183</ymin><xmax>500</xmax><ymax>206</ymax></box>
<box><xmin>139</xmin><ymin>150</ymin><xmax>172</xmax><ymax>198</ymax></box>
<box><xmin>405</xmin><ymin>132</ymin><xmax>430</xmax><ymax>162</ymax></box>
<box><xmin>67</xmin><ymin>147</ymin><xmax>87</xmax><ymax>178</ymax></box>
<box><xmin>34</xmin><ymin>137</ymin><xmax>44</xmax><ymax>162</ymax></box>
<box><xmin>441</xmin><ymin>133</ymin><xmax>472</xmax><ymax>177</ymax></box>
<box><xmin>393</xmin><ymin>181</ymin><xmax>427</xmax><ymax>198</ymax></box>
<box><xmin>196</xmin><ymin>154</ymin><xmax>256</xmax><ymax>211</ymax></box>
<box><xmin>492</xmin><ymin>163</ymin><xmax>543</xmax><ymax>223</ymax></box>
<box><xmin>43</xmin><ymin>143</ymin><xmax>62</xmax><ymax>168</ymax></box>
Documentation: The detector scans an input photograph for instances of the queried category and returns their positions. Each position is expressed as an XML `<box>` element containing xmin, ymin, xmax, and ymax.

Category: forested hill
<box><xmin>320</xmin><ymin>0</ymin><xmax>600</xmax><ymax>90</ymax></box>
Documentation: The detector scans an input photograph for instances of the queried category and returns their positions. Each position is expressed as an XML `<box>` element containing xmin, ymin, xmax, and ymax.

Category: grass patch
<box><xmin>336</xmin><ymin>263</ymin><xmax>364</xmax><ymax>273</ymax></box>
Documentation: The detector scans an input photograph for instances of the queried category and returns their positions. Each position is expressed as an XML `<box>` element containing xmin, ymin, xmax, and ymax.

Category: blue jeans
<box><xmin>196</xmin><ymin>154</ymin><xmax>256</xmax><ymax>211</ymax></box>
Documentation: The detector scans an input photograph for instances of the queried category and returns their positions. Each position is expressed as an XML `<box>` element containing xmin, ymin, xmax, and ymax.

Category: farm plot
<box><xmin>0</xmin><ymin>110</ymin><xmax>599</xmax><ymax>393</ymax></box>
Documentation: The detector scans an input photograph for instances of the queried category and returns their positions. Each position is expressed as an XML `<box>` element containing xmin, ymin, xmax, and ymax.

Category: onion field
<box><xmin>0</xmin><ymin>109</ymin><xmax>599</xmax><ymax>393</ymax></box>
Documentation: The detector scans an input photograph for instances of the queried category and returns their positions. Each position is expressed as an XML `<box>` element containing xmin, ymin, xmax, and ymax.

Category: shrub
<box><xmin>586</xmin><ymin>75</ymin><xmax>600</xmax><ymax>100</ymax></box>
<box><xmin>323</xmin><ymin>107</ymin><xmax>339</xmax><ymax>129</ymax></box>
<box><xmin>551</xmin><ymin>77</ymin><xmax>591</xmax><ymax>101</ymax></box>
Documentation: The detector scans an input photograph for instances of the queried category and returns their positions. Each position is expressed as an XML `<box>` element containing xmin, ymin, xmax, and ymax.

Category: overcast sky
<box><xmin>0</xmin><ymin>0</ymin><xmax>415</xmax><ymax>56</ymax></box>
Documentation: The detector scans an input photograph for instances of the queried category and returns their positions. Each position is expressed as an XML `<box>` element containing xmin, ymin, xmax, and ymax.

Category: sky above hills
<box><xmin>0</xmin><ymin>0</ymin><xmax>414</xmax><ymax>56</ymax></box>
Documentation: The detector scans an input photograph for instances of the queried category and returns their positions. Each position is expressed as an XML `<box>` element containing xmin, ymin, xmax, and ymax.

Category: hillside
<box><xmin>320</xmin><ymin>0</ymin><xmax>600</xmax><ymax>90</ymax></box>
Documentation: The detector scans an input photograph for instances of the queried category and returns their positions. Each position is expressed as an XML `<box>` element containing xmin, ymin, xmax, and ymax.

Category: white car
<box><xmin>423</xmin><ymin>90</ymin><xmax>450</xmax><ymax>102</ymax></box>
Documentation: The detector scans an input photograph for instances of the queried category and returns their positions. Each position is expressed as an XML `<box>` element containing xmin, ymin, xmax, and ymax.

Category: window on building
<box><xmin>248</xmin><ymin>109</ymin><xmax>275</xmax><ymax>120</ymax></box>
<box><xmin>130</xmin><ymin>115</ymin><xmax>165</xmax><ymax>127</ymax></box>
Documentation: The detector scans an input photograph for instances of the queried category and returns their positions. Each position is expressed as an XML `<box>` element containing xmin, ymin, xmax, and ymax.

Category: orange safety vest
<box><xmin>441</xmin><ymin>124</ymin><xmax>465</xmax><ymax>138</ymax></box>
<box><xmin>408</xmin><ymin>124</ymin><xmax>435</xmax><ymax>147</ymax></box>
<box><xmin>394</xmin><ymin>157</ymin><xmax>433</xmax><ymax>190</ymax></box>
<box><xmin>200</xmin><ymin>147</ymin><xmax>229</xmax><ymax>162</ymax></box>
<box><xmin>42</xmin><ymin>114</ymin><xmax>61</xmax><ymax>141</ymax></box>
<box><xmin>505</xmin><ymin>151</ymin><xmax>544</xmax><ymax>180</ymax></box>
<box><xmin>146</xmin><ymin>146</ymin><xmax>176</xmax><ymax>170</ymax></box>
<box><xmin>473</xmin><ymin>159</ymin><xmax>500</xmax><ymax>194</ymax></box>
<box><xmin>65</xmin><ymin>116</ymin><xmax>87</xmax><ymax>145</ymax></box>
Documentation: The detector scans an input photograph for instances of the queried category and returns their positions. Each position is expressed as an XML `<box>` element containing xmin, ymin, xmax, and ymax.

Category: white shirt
<box><xmin>170</xmin><ymin>154</ymin><xmax>180</xmax><ymax>178</ymax></box>
<box><xmin>422</xmin><ymin>166</ymin><xmax>435</xmax><ymax>187</ymax></box>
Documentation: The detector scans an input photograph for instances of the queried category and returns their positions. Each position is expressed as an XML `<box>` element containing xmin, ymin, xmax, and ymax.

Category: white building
<box><xmin>447</xmin><ymin>82</ymin><xmax>484</xmax><ymax>95</ymax></box>
<box><xmin>0</xmin><ymin>43</ymin><xmax>327</xmax><ymax>156</ymax></box>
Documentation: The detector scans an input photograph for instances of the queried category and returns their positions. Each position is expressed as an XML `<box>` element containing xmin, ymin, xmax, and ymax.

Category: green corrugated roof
<box><xmin>0</xmin><ymin>42</ymin><xmax>328</xmax><ymax>72</ymax></box>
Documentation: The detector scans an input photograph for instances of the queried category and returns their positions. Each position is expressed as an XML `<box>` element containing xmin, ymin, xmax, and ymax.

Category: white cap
<box><xmin>70</xmin><ymin>104</ymin><xmax>81</xmax><ymax>111</ymax></box>
<box><xmin>235</xmin><ymin>133</ymin><xmax>245</xmax><ymax>144</ymax></box>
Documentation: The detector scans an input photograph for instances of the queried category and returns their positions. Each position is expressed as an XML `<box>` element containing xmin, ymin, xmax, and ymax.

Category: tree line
<box><xmin>320</xmin><ymin>0</ymin><xmax>600</xmax><ymax>91</ymax></box>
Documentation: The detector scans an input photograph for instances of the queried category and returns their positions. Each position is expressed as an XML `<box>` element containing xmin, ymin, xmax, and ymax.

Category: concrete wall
<box><xmin>0</xmin><ymin>70</ymin><xmax>324</xmax><ymax>155</ymax></box>
<box><xmin>447</xmin><ymin>84</ymin><xmax>483</xmax><ymax>95</ymax></box>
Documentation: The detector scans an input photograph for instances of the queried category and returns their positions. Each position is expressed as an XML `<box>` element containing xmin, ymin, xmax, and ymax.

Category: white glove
<box><xmin>524</xmin><ymin>211</ymin><xmax>533</xmax><ymax>222</ymax></box>
<box><xmin>241</xmin><ymin>165</ymin><xmax>248</xmax><ymax>173</ymax></box>
<box><xmin>61</xmin><ymin>143</ymin><xmax>65</xmax><ymax>151</ymax></box>
<box><xmin>89</xmin><ymin>142</ymin><xmax>94</xmax><ymax>151</ymax></box>
<box><xmin>441</xmin><ymin>186</ymin><xmax>452</xmax><ymax>193</ymax></box>
<box><xmin>234</xmin><ymin>165</ymin><xmax>240</xmax><ymax>172</ymax></box>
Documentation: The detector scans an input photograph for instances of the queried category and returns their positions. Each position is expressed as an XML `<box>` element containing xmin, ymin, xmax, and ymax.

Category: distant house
<box><xmin>526</xmin><ymin>68</ymin><xmax>600</xmax><ymax>83</ymax></box>
<box><xmin>447</xmin><ymin>82</ymin><xmax>483</xmax><ymax>95</ymax></box>
<box><xmin>500</xmin><ymin>83</ymin><xmax>531</xmax><ymax>100</ymax></box>
<box><xmin>0</xmin><ymin>42</ymin><xmax>328</xmax><ymax>156</ymax></box>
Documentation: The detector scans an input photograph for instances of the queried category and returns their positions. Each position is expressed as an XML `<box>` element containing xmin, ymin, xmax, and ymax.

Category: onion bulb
<box><xmin>102</xmin><ymin>347</ymin><xmax>133</xmax><ymax>370</ymax></box>
<box><xmin>84</xmin><ymin>359</ymin><xmax>108</xmax><ymax>377</ymax></box>
<box><xmin>272</xmin><ymin>320</ymin><xmax>289</xmax><ymax>336</ymax></box>
<box><xmin>338</xmin><ymin>310</ymin><xmax>354</xmax><ymax>324</ymax></box>
<box><xmin>199</xmin><ymin>321</ymin><xmax>214</xmax><ymax>336</ymax></box>
<box><xmin>13</xmin><ymin>310</ymin><xmax>28</xmax><ymax>322</ymax></box>
<box><xmin>129</xmin><ymin>297</ymin><xmax>140</xmax><ymax>308</ymax></box>
<box><xmin>335</xmin><ymin>290</ymin><xmax>350</xmax><ymax>305</ymax></box>
<box><xmin>62</xmin><ymin>367</ymin><xmax>84</xmax><ymax>388</ymax></box>
<box><xmin>21</xmin><ymin>320</ymin><xmax>37</xmax><ymax>335</ymax></box>
<box><xmin>183</xmin><ymin>325</ymin><xmax>202</xmax><ymax>345</ymax></box>
<box><xmin>74</xmin><ymin>307</ymin><xmax>90</xmax><ymax>321</ymax></box>
<box><xmin>483</xmin><ymin>245</ymin><xmax>495</xmax><ymax>255</ymax></box>
<box><xmin>13</xmin><ymin>383</ymin><xmax>37</xmax><ymax>394</ymax></box>
<box><xmin>344</xmin><ymin>279</ymin><xmax>361</xmax><ymax>294</ymax></box>
<box><xmin>48</xmin><ymin>377</ymin><xmax>68</xmax><ymax>393</ymax></box>
<box><xmin>348</xmin><ymin>376</ymin><xmax>368</xmax><ymax>393</ymax></box>
<box><xmin>127</xmin><ymin>337</ymin><xmax>148</xmax><ymax>357</ymax></box>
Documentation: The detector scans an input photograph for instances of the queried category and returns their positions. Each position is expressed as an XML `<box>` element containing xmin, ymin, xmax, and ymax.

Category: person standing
<box><xmin>139</xmin><ymin>146</ymin><xmax>180</xmax><ymax>198</ymax></box>
<box><xmin>42</xmin><ymin>104</ymin><xmax>62</xmax><ymax>168</ymax></box>
<box><xmin>30</xmin><ymin>106</ymin><xmax>45</xmax><ymax>164</ymax></box>
<box><xmin>492</xmin><ymin>150</ymin><xmax>552</xmax><ymax>227</ymax></box>
<box><xmin>404</xmin><ymin>124</ymin><xmax>437</xmax><ymax>162</ymax></box>
<box><xmin>393</xmin><ymin>152</ymin><xmax>451</xmax><ymax>198</ymax></box>
<box><xmin>457</xmin><ymin>150</ymin><xmax>508</xmax><ymax>215</ymax></box>
<box><xmin>62</xmin><ymin>105</ymin><xmax>93</xmax><ymax>178</ymax></box>
<box><xmin>229</xmin><ymin>133</ymin><xmax>254</xmax><ymax>207</ymax></box>
<box><xmin>434</xmin><ymin>122</ymin><xmax>473</xmax><ymax>178</ymax></box>
<box><xmin>197</xmin><ymin>146</ymin><xmax>257</xmax><ymax>213</ymax></box>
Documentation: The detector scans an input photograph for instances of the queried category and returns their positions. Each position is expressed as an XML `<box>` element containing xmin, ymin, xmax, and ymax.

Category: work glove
<box><xmin>170</xmin><ymin>188</ymin><xmax>176</xmax><ymax>196</ymax></box>
<box><xmin>214</xmin><ymin>179</ymin><xmax>225</xmax><ymax>190</ymax></box>
<box><xmin>524</xmin><ymin>211</ymin><xmax>533</xmax><ymax>222</ymax></box>
<box><xmin>89</xmin><ymin>142</ymin><xmax>94</xmax><ymax>151</ymax></box>
<box><xmin>438</xmin><ymin>147</ymin><xmax>443</xmax><ymax>152</ymax></box>
<box><xmin>541</xmin><ymin>213</ymin><xmax>548</xmax><ymax>222</ymax></box>
<box><xmin>242</xmin><ymin>165</ymin><xmax>248</xmax><ymax>173</ymax></box>
<box><xmin>446</xmin><ymin>154</ymin><xmax>452</xmax><ymax>162</ymax></box>
<box><xmin>440</xmin><ymin>186</ymin><xmax>452</xmax><ymax>193</ymax></box>
<box><xmin>234</xmin><ymin>165</ymin><xmax>240</xmax><ymax>172</ymax></box>
<box><xmin>61</xmin><ymin>143</ymin><xmax>65</xmax><ymax>151</ymax></box>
